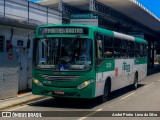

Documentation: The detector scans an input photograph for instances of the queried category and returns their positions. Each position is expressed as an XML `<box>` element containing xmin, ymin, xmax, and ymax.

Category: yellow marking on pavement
<box><xmin>9</xmin><ymin>105</ymin><xmax>28</xmax><ymax>111</ymax></box>
<box><xmin>143</xmin><ymin>82</ymin><xmax>154</xmax><ymax>88</ymax></box>
<box><xmin>8</xmin><ymin>97</ymin><xmax>51</xmax><ymax>111</ymax></box>
<box><xmin>18</xmin><ymin>93</ymin><xmax>31</xmax><ymax>97</ymax></box>
<box><xmin>138</xmin><ymin>88</ymin><xmax>149</xmax><ymax>94</ymax></box>
<box><xmin>102</xmin><ymin>92</ymin><xmax>136</xmax><ymax>109</ymax></box>
<box><xmin>106</xmin><ymin>82</ymin><xmax>155</xmax><ymax>107</ymax></box>
<box><xmin>107</xmin><ymin>102</ymin><xmax>121</xmax><ymax>107</ymax></box>
<box><xmin>120</xmin><ymin>92</ymin><xmax>136</xmax><ymax>100</ymax></box>
<box><xmin>28</xmin><ymin>97</ymin><xmax>51</xmax><ymax>105</ymax></box>
<box><xmin>78</xmin><ymin>108</ymin><xmax>102</xmax><ymax>120</ymax></box>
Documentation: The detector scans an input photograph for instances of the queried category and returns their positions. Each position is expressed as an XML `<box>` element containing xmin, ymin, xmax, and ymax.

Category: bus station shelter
<box><xmin>38</xmin><ymin>0</ymin><xmax>160</xmax><ymax>69</ymax></box>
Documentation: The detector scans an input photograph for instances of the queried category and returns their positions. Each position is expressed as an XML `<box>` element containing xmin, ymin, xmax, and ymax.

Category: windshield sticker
<box><xmin>59</xmin><ymin>64</ymin><xmax>68</xmax><ymax>71</ymax></box>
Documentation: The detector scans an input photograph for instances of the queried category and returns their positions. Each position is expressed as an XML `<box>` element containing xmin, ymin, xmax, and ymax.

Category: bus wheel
<box><xmin>132</xmin><ymin>73</ymin><xmax>138</xmax><ymax>90</ymax></box>
<box><xmin>99</xmin><ymin>81</ymin><xmax>109</xmax><ymax>103</ymax></box>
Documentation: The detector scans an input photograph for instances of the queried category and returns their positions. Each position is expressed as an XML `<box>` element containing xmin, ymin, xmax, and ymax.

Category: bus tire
<box><xmin>99</xmin><ymin>80</ymin><xmax>110</xmax><ymax>103</ymax></box>
<box><xmin>132</xmin><ymin>73</ymin><xmax>138</xmax><ymax>90</ymax></box>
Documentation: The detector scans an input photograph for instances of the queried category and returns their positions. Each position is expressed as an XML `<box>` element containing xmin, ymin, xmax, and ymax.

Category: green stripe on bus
<box><xmin>97</xmin><ymin>27</ymin><xmax>114</xmax><ymax>37</ymax></box>
<box><xmin>134</xmin><ymin>37</ymin><xmax>147</xmax><ymax>43</ymax></box>
<box><xmin>134</xmin><ymin>58</ymin><xmax>147</xmax><ymax>64</ymax></box>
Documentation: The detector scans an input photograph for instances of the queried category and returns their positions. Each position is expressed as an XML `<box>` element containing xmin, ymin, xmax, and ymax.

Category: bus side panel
<box><xmin>142</xmin><ymin>64</ymin><xmax>147</xmax><ymax>79</ymax></box>
<box><xmin>123</xmin><ymin>59</ymin><xmax>135</xmax><ymax>87</ymax></box>
<box><xmin>138</xmin><ymin>65</ymin><xmax>145</xmax><ymax>81</ymax></box>
<box><xmin>95</xmin><ymin>58</ymin><xmax>147</xmax><ymax>97</ymax></box>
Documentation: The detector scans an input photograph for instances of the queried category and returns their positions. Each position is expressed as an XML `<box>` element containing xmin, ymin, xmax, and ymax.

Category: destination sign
<box><xmin>38</xmin><ymin>27</ymin><xmax>88</xmax><ymax>35</ymax></box>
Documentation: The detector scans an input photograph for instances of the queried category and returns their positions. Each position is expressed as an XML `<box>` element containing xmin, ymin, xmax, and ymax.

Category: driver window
<box><xmin>97</xmin><ymin>40</ymin><xmax>103</xmax><ymax>58</ymax></box>
<box><xmin>95</xmin><ymin>34</ymin><xmax>104</xmax><ymax>67</ymax></box>
<box><xmin>96</xmin><ymin>34</ymin><xmax>103</xmax><ymax>59</ymax></box>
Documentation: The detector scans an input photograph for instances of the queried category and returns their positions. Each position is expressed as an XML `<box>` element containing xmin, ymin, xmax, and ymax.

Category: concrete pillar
<box><xmin>151</xmin><ymin>42</ymin><xmax>155</xmax><ymax>68</ymax></box>
<box><xmin>147</xmin><ymin>41</ymin><xmax>151</xmax><ymax>68</ymax></box>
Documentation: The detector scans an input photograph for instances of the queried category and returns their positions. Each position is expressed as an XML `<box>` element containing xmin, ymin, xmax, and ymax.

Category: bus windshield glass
<box><xmin>34</xmin><ymin>37</ymin><xmax>92</xmax><ymax>71</ymax></box>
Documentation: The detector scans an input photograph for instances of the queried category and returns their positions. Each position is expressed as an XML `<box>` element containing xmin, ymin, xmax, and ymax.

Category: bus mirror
<box><xmin>41</xmin><ymin>39</ymin><xmax>48</xmax><ymax>46</ymax></box>
<box><xmin>95</xmin><ymin>59</ymin><xmax>103</xmax><ymax>70</ymax></box>
<box><xmin>95</xmin><ymin>64</ymin><xmax>99</xmax><ymax>70</ymax></box>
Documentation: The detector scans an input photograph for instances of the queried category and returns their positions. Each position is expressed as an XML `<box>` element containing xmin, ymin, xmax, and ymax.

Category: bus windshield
<box><xmin>34</xmin><ymin>37</ymin><xmax>92</xmax><ymax>71</ymax></box>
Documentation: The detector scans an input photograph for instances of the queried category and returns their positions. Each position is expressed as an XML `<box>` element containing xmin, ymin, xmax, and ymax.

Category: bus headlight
<box><xmin>33</xmin><ymin>78</ymin><xmax>43</xmax><ymax>87</ymax></box>
<box><xmin>77</xmin><ymin>79</ymin><xmax>93</xmax><ymax>89</ymax></box>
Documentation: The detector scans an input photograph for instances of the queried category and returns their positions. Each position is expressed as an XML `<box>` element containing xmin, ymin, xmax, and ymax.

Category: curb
<box><xmin>0</xmin><ymin>94</ymin><xmax>46</xmax><ymax>111</ymax></box>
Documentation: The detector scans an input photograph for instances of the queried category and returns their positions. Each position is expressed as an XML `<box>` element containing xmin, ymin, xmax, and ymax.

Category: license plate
<box><xmin>54</xmin><ymin>91</ymin><xmax>65</xmax><ymax>95</ymax></box>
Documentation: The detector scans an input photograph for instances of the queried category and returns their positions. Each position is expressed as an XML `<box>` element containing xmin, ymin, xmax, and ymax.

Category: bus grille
<box><xmin>40</xmin><ymin>74</ymin><xmax>80</xmax><ymax>82</ymax></box>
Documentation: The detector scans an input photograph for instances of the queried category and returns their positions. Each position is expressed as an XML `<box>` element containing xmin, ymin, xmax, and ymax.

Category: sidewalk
<box><xmin>0</xmin><ymin>92</ymin><xmax>46</xmax><ymax>110</ymax></box>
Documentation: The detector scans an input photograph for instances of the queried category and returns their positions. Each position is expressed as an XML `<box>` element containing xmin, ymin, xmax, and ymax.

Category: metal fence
<box><xmin>0</xmin><ymin>0</ymin><xmax>62</xmax><ymax>25</ymax></box>
<box><xmin>0</xmin><ymin>53</ymin><xmax>18</xmax><ymax>99</ymax></box>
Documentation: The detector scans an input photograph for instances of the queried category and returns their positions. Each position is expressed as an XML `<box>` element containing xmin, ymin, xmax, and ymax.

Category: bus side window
<box><xmin>114</xmin><ymin>37</ymin><xmax>122</xmax><ymax>58</ymax></box>
<box><xmin>104</xmin><ymin>36</ymin><xmax>113</xmax><ymax>58</ymax></box>
<box><xmin>135</xmin><ymin>42</ymin><xmax>140</xmax><ymax>57</ymax></box>
<box><xmin>122</xmin><ymin>39</ymin><xmax>128</xmax><ymax>58</ymax></box>
<box><xmin>128</xmin><ymin>41</ymin><xmax>135</xmax><ymax>58</ymax></box>
<box><xmin>143</xmin><ymin>44</ymin><xmax>147</xmax><ymax>57</ymax></box>
<box><xmin>140</xmin><ymin>43</ymin><xmax>144</xmax><ymax>57</ymax></box>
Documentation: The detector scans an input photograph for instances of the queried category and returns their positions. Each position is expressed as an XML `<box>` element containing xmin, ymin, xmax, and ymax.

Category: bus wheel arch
<box><xmin>99</xmin><ymin>77</ymin><xmax>111</xmax><ymax>103</ymax></box>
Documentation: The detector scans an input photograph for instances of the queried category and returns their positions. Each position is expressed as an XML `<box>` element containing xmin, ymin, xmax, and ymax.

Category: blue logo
<box><xmin>59</xmin><ymin>64</ymin><xmax>68</xmax><ymax>71</ymax></box>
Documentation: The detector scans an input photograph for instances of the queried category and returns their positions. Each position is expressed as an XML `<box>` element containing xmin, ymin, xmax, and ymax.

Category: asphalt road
<box><xmin>2</xmin><ymin>70</ymin><xmax>160</xmax><ymax>120</ymax></box>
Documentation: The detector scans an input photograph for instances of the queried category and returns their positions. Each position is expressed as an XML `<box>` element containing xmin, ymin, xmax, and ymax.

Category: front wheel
<box><xmin>98</xmin><ymin>81</ymin><xmax>110</xmax><ymax>103</ymax></box>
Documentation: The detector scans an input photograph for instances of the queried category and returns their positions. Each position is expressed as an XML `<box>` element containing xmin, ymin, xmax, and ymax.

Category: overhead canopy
<box><xmin>38</xmin><ymin>0</ymin><xmax>160</xmax><ymax>33</ymax></box>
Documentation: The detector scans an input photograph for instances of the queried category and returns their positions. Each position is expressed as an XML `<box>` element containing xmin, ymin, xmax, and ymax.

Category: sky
<box><xmin>30</xmin><ymin>0</ymin><xmax>160</xmax><ymax>19</ymax></box>
<box><xmin>137</xmin><ymin>0</ymin><xmax>160</xmax><ymax>18</ymax></box>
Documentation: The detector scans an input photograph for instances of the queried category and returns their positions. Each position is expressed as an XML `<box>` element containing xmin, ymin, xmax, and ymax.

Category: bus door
<box><xmin>95</xmin><ymin>37</ymin><xmax>105</xmax><ymax>97</ymax></box>
<box><xmin>115</xmin><ymin>59</ymin><xmax>125</xmax><ymax>89</ymax></box>
<box><xmin>121</xmin><ymin>40</ymin><xmax>134</xmax><ymax>86</ymax></box>
<box><xmin>114</xmin><ymin>38</ymin><xmax>125</xmax><ymax>89</ymax></box>
<box><xmin>123</xmin><ymin>41</ymin><xmax>135</xmax><ymax>85</ymax></box>
<box><xmin>123</xmin><ymin>59</ymin><xmax>133</xmax><ymax>86</ymax></box>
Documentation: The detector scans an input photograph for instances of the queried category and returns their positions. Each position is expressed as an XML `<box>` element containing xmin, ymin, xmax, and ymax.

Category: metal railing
<box><xmin>0</xmin><ymin>0</ymin><xmax>62</xmax><ymax>26</ymax></box>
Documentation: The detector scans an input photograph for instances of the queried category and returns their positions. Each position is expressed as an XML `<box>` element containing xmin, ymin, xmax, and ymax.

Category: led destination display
<box><xmin>38</xmin><ymin>27</ymin><xmax>88</xmax><ymax>35</ymax></box>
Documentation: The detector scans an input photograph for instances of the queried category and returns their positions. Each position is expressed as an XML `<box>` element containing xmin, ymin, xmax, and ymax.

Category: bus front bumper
<box><xmin>32</xmin><ymin>83</ymin><xmax>95</xmax><ymax>99</ymax></box>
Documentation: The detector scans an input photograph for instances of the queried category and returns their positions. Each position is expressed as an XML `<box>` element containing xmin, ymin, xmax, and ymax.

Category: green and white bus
<box><xmin>32</xmin><ymin>24</ymin><xmax>147</xmax><ymax>102</ymax></box>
